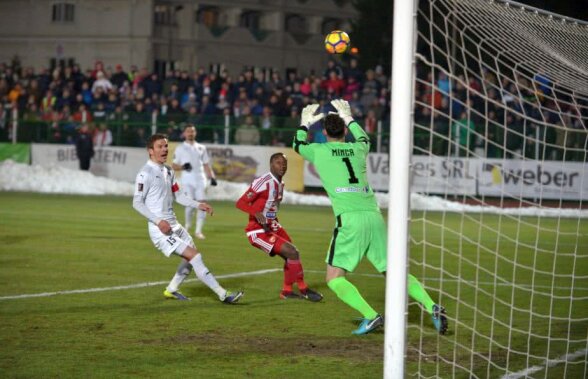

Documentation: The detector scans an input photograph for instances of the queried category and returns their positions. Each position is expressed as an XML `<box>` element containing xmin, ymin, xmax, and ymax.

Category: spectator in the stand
<box><xmin>167</xmin><ymin>83</ymin><xmax>181</xmax><ymax>102</ymax></box>
<box><xmin>111</xmin><ymin>64</ymin><xmax>129</xmax><ymax>89</ymax></box>
<box><xmin>94</xmin><ymin>123</ymin><xmax>113</xmax><ymax>147</ymax></box>
<box><xmin>281</xmin><ymin>107</ymin><xmax>300</xmax><ymax>145</ymax></box>
<box><xmin>0</xmin><ymin>103</ymin><xmax>8</xmax><ymax>141</ymax></box>
<box><xmin>342</xmin><ymin>76</ymin><xmax>360</xmax><ymax>101</ymax></box>
<box><xmin>451</xmin><ymin>111</ymin><xmax>476</xmax><ymax>157</ymax></box>
<box><xmin>360</xmin><ymin>69</ymin><xmax>379</xmax><ymax>111</ymax></box>
<box><xmin>300</xmin><ymin>77</ymin><xmax>312</xmax><ymax>97</ymax></box>
<box><xmin>348</xmin><ymin>91</ymin><xmax>364</xmax><ymax>120</ymax></box>
<box><xmin>27</xmin><ymin>79</ymin><xmax>42</xmax><ymax>104</ymax></box>
<box><xmin>166</xmin><ymin>98</ymin><xmax>185</xmax><ymax>126</ymax></box>
<box><xmin>235</xmin><ymin>115</ymin><xmax>260</xmax><ymax>145</ymax></box>
<box><xmin>127</xmin><ymin>101</ymin><xmax>150</xmax><ymax>142</ymax></box>
<box><xmin>185</xmin><ymin>105</ymin><xmax>199</xmax><ymax>125</ymax></box>
<box><xmin>135</xmin><ymin>127</ymin><xmax>147</xmax><ymax>147</ymax></box>
<box><xmin>92</xmin><ymin>71</ymin><xmax>113</xmax><ymax>94</ymax></box>
<box><xmin>200</xmin><ymin>95</ymin><xmax>217</xmax><ymax>116</ymax></box>
<box><xmin>323</xmin><ymin>59</ymin><xmax>344</xmax><ymax>80</ymax></box>
<box><xmin>432</xmin><ymin>110</ymin><xmax>450</xmax><ymax>155</ymax></box>
<box><xmin>174</xmin><ymin>70</ymin><xmax>189</xmax><ymax>94</ymax></box>
<box><xmin>81</xmin><ymin>81</ymin><xmax>93</xmax><ymax>105</ymax></box>
<box><xmin>56</xmin><ymin>88</ymin><xmax>73</xmax><ymax>111</ymax></box>
<box><xmin>422</xmin><ymin>72</ymin><xmax>442</xmax><ymax>110</ymax></box>
<box><xmin>40</xmin><ymin>89</ymin><xmax>56</xmax><ymax>113</ymax></box>
<box><xmin>92</xmin><ymin>102</ymin><xmax>107</xmax><ymax>124</ymax></box>
<box><xmin>73</xmin><ymin>103</ymin><xmax>92</xmax><ymax>124</ymax></box>
<box><xmin>181</xmin><ymin>86</ymin><xmax>197</xmax><ymax>110</ymax></box>
<box><xmin>162</xmin><ymin>70</ymin><xmax>177</xmax><ymax>96</ymax></box>
<box><xmin>505</xmin><ymin>112</ymin><xmax>524</xmax><ymax>158</ymax></box>
<box><xmin>249</xmin><ymin>98</ymin><xmax>263</xmax><ymax>116</ymax></box>
<box><xmin>75</xmin><ymin>123</ymin><xmax>94</xmax><ymax>170</ymax></box>
<box><xmin>364</xmin><ymin>109</ymin><xmax>378</xmax><ymax>135</ymax></box>
<box><xmin>7</xmin><ymin>82</ymin><xmax>22</xmax><ymax>105</ymax></box>
<box><xmin>141</xmin><ymin>73</ymin><xmax>162</xmax><ymax>98</ymax></box>
<box><xmin>21</xmin><ymin>103</ymin><xmax>42</xmax><ymax>142</ymax></box>
<box><xmin>232</xmin><ymin>88</ymin><xmax>249</xmax><ymax>117</ymax></box>
<box><xmin>259</xmin><ymin>105</ymin><xmax>275</xmax><ymax>145</ymax></box>
<box><xmin>322</xmin><ymin>71</ymin><xmax>345</xmax><ymax>97</ymax></box>
<box><xmin>345</xmin><ymin>58</ymin><xmax>364</xmax><ymax>82</ymax></box>
<box><xmin>437</xmin><ymin>71</ymin><xmax>451</xmax><ymax>98</ymax></box>
<box><xmin>0</xmin><ymin>78</ymin><xmax>9</xmax><ymax>101</ymax></box>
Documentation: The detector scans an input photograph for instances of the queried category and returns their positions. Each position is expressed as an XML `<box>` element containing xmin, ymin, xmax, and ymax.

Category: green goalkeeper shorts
<box><xmin>326</xmin><ymin>210</ymin><xmax>387</xmax><ymax>273</ymax></box>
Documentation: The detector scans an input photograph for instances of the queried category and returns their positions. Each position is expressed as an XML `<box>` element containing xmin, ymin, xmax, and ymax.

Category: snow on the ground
<box><xmin>1</xmin><ymin>160</ymin><xmax>586</xmax><ymax>218</ymax></box>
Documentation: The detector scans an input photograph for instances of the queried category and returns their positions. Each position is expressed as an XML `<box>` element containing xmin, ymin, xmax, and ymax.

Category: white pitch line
<box><xmin>0</xmin><ymin>268</ymin><xmax>280</xmax><ymax>301</ymax></box>
<box><xmin>500</xmin><ymin>348</ymin><xmax>588</xmax><ymax>379</ymax></box>
<box><xmin>2</xmin><ymin>268</ymin><xmax>587</xmax><ymax>301</ymax></box>
<box><xmin>304</xmin><ymin>271</ymin><xmax>588</xmax><ymax>291</ymax></box>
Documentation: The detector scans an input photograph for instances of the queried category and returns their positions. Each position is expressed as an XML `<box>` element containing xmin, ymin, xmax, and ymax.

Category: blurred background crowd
<box><xmin>0</xmin><ymin>56</ymin><xmax>585</xmax><ymax>161</ymax></box>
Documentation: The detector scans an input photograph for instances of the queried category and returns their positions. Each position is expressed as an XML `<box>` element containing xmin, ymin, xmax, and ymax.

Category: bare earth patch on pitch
<box><xmin>142</xmin><ymin>330</ymin><xmax>384</xmax><ymax>361</ymax></box>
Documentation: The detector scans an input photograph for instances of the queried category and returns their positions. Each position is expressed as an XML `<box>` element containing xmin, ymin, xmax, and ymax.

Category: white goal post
<box><xmin>385</xmin><ymin>0</ymin><xmax>588</xmax><ymax>378</ymax></box>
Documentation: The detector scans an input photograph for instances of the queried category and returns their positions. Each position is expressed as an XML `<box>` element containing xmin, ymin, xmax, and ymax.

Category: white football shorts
<box><xmin>182</xmin><ymin>180</ymin><xmax>207</xmax><ymax>202</ymax></box>
<box><xmin>148</xmin><ymin>223</ymin><xmax>195</xmax><ymax>257</ymax></box>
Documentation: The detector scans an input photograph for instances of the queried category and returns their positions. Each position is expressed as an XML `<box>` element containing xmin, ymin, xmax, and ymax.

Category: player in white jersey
<box><xmin>133</xmin><ymin>133</ymin><xmax>242</xmax><ymax>303</ymax></box>
<box><xmin>172</xmin><ymin>124</ymin><xmax>217</xmax><ymax>240</ymax></box>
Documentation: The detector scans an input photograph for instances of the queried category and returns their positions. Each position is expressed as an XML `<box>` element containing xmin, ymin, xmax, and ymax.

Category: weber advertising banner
<box><xmin>478</xmin><ymin>159</ymin><xmax>587</xmax><ymax>200</ymax></box>
<box><xmin>304</xmin><ymin>153</ymin><xmax>586</xmax><ymax>200</ymax></box>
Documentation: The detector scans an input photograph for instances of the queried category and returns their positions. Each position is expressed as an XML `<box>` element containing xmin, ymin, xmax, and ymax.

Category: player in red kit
<box><xmin>236</xmin><ymin>153</ymin><xmax>323</xmax><ymax>301</ymax></box>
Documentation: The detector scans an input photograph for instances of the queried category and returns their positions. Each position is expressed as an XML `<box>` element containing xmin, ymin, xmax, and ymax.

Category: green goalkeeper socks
<box><xmin>327</xmin><ymin>276</ymin><xmax>378</xmax><ymax>320</ymax></box>
<box><xmin>408</xmin><ymin>274</ymin><xmax>436</xmax><ymax>314</ymax></box>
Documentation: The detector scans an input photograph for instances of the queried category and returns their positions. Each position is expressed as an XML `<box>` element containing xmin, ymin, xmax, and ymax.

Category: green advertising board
<box><xmin>0</xmin><ymin>143</ymin><xmax>30</xmax><ymax>163</ymax></box>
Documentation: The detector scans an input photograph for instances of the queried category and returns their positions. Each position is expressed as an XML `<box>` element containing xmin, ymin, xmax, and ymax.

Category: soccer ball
<box><xmin>324</xmin><ymin>30</ymin><xmax>350</xmax><ymax>54</ymax></box>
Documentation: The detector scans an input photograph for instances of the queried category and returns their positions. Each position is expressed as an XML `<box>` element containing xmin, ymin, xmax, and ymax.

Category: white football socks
<box><xmin>195</xmin><ymin>209</ymin><xmax>206</xmax><ymax>234</ymax></box>
<box><xmin>166</xmin><ymin>260</ymin><xmax>192</xmax><ymax>293</ymax></box>
<box><xmin>185</xmin><ymin>206</ymin><xmax>195</xmax><ymax>230</ymax></box>
<box><xmin>189</xmin><ymin>254</ymin><xmax>226</xmax><ymax>299</ymax></box>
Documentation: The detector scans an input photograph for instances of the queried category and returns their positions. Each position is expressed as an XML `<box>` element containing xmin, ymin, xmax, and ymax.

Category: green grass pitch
<box><xmin>0</xmin><ymin>192</ymin><xmax>586</xmax><ymax>378</ymax></box>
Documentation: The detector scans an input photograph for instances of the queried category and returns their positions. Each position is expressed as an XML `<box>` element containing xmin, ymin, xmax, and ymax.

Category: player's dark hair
<box><xmin>270</xmin><ymin>152</ymin><xmax>286</xmax><ymax>163</ymax></box>
<box><xmin>324</xmin><ymin>113</ymin><xmax>346</xmax><ymax>139</ymax></box>
<box><xmin>184</xmin><ymin>123</ymin><xmax>196</xmax><ymax>130</ymax></box>
<box><xmin>147</xmin><ymin>133</ymin><xmax>167</xmax><ymax>149</ymax></box>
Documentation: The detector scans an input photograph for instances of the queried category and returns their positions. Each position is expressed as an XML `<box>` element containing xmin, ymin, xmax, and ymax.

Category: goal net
<box><xmin>407</xmin><ymin>0</ymin><xmax>588</xmax><ymax>377</ymax></box>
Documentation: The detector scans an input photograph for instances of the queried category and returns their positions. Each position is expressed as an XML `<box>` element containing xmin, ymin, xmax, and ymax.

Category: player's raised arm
<box><xmin>331</xmin><ymin>99</ymin><xmax>370</xmax><ymax>146</ymax></box>
<box><xmin>293</xmin><ymin>104</ymin><xmax>324</xmax><ymax>161</ymax></box>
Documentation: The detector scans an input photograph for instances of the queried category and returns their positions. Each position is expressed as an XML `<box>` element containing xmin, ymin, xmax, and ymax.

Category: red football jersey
<box><xmin>236</xmin><ymin>172</ymin><xmax>284</xmax><ymax>232</ymax></box>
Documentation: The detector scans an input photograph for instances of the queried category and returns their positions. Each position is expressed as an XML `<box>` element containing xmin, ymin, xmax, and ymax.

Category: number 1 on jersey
<box><xmin>342</xmin><ymin>157</ymin><xmax>359</xmax><ymax>184</ymax></box>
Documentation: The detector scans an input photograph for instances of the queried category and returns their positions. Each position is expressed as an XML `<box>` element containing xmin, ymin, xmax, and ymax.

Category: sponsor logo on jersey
<box><xmin>335</xmin><ymin>186</ymin><xmax>369</xmax><ymax>193</ymax></box>
<box><xmin>138</xmin><ymin>183</ymin><xmax>143</xmax><ymax>191</ymax></box>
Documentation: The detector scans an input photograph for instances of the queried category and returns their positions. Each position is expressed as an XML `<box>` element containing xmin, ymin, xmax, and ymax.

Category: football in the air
<box><xmin>324</xmin><ymin>30</ymin><xmax>350</xmax><ymax>54</ymax></box>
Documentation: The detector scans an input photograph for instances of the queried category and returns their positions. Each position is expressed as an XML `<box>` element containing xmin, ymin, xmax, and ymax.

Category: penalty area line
<box><xmin>0</xmin><ymin>268</ymin><xmax>281</xmax><ymax>301</ymax></box>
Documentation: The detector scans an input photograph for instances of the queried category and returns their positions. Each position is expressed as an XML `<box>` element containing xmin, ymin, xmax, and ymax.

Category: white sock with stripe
<box><xmin>166</xmin><ymin>260</ymin><xmax>192</xmax><ymax>293</ymax></box>
<box><xmin>189</xmin><ymin>254</ymin><xmax>226</xmax><ymax>300</ymax></box>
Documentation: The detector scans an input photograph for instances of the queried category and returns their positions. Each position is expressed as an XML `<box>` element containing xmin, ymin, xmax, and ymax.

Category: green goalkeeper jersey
<box><xmin>294</xmin><ymin>121</ymin><xmax>380</xmax><ymax>215</ymax></box>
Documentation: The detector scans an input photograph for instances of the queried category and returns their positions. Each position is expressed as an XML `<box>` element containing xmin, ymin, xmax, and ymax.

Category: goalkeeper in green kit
<box><xmin>293</xmin><ymin>99</ymin><xmax>448</xmax><ymax>335</ymax></box>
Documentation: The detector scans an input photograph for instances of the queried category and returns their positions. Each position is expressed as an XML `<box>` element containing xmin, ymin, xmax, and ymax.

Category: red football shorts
<box><xmin>246</xmin><ymin>227</ymin><xmax>292</xmax><ymax>256</ymax></box>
